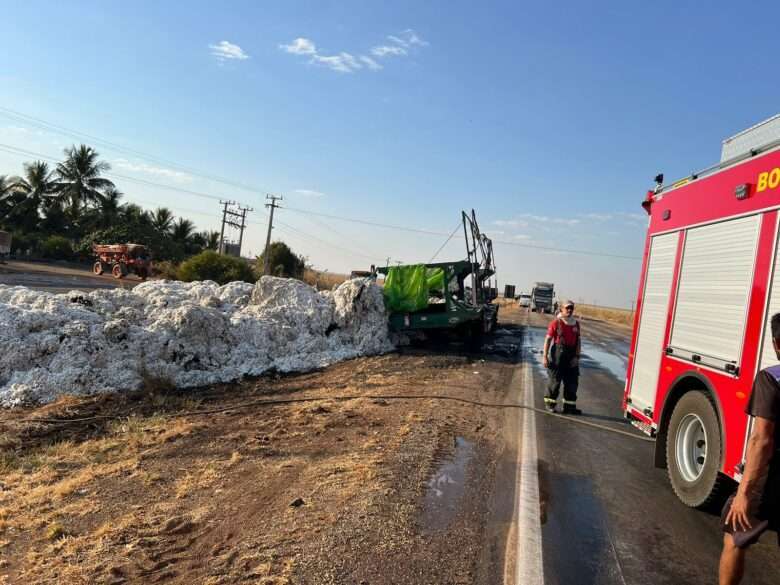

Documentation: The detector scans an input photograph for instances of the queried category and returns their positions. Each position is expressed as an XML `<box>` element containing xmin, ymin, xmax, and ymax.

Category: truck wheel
<box><xmin>666</xmin><ymin>391</ymin><xmax>729</xmax><ymax>508</ymax></box>
<box><xmin>93</xmin><ymin>261</ymin><xmax>104</xmax><ymax>275</ymax></box>
<box><xmin>112</xmin><ymin>264</ymin><xmax>125</xmax><ymax>279</ymax></box>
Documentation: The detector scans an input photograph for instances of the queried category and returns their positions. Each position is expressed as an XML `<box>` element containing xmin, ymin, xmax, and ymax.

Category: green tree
<box><xmin>8</xmin><ymin>161</ymin><xmax>58</xmax><ymax>232</ymax></box>
<box><xmin>151</xmin><ymin>207</ymin><xmax>174</xmax><ymax>234</ymax></box>
<box><xmin>205</xmin><ymin>230</ymin><xmax>220</xmax><ymax>250</ymax></box>
<box><xmin>178</xmin><ymin>250</ymin><xmax>255</xmax><ymax>285</ymax></box>
<box><xmin>170</xmin><ymin>217</ymin><xmax>195</xmax><ymax>244</ymax></box>
<box><xmin>257</xmin><ymin>241</ymin><xmax>306</xmax><ymax>279</ymax></box>
<box><xmin>55</xmin><ymin>145</ymin><xmax>115</xmax><ymax>217</ymax></box>
<box><xmin>96</xmin><ymin>186</ymin><xmax>123</xmax><ymax>228</ymax></box>
<box><xmin>0</xmin><ymin>174</ymin><xmax>24</xmax><ymax>225</ymax></box>
<box><xmin>40</xmin><ymin>235</ymin><xmax>73</xmax><ymax>260</ymax></box>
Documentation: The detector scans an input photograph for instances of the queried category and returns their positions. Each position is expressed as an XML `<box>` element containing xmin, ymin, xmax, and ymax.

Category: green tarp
<box><xmin>383</xmin><ymin>265</ymin><xmax>445</xmax><ymax>312</ymax></box>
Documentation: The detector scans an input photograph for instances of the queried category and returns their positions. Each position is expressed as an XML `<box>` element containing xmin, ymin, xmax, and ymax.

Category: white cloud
<box><xmin>402</xmin><ymin>29</ymin><xmax>429</xmax><ymax>47</ymax></box>
<box><xmin>616</xmin><ymin>212</ymin><xmax>647</xmax><ymax>223</ymax></box>
<box><xmin>386</xmin><ymin>29</ymin><xmax>429</xmax><ymax>49</ymax></box>
<box><xmin>312</xmin><ymin>52</ymin><xmax>361</xmax><ymax>73</ymax></box>
<box><xmin>583</xmin><ymin>213</ymin><xmax>613</xmax><ymax>221</ymax></box>
<box><xmin>494</xmin><ymin>219</ymin><xmax>529</xmax><ymax>228</ymax></box>
<box><xmin>360</xmin><ymin>56</ymin><xmax>382</xmax><ymax>70</ymax></box>
<box><xmin>371</xmin><ymin>45</ymin><xmax>407</xmax><ymax>57</ymax></box>
<box><xmin>293</xmin><ymin>189</ymin><xmax>325</xmax><ymax>197</ymax></box>
<box><xmin>209</xmin><ymin>40</ymin><xmax>250</xmax><ymax>61</ymax></box>
<box><xmin>280</xmin><ymin>29</ymin><xmax>426</xmax><ymax>74</ymax></box>
<box><xmin>113</xmin><ymin>158</ymin><xmax>192</xmax><ymax>183</ymax></box>
<box><xmin>279</xmin><ymin>37</ymin><xmax>317</xmax><ymax>56</ymax></box>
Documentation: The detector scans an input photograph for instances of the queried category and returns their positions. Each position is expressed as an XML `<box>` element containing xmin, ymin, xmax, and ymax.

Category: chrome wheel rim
<box><xmin>676</xmin><ymin>413</ymin><xmax>707</xmax><ymax>482</ymax></box>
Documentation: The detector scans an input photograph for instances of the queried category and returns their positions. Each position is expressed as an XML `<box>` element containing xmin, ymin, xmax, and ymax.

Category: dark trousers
<box><xmin>544</xmin><ymin>365</ymin><xmax>579</xmax><ymax>405</ymax></box>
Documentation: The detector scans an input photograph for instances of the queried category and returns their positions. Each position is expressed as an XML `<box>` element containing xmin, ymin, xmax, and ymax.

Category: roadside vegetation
<box><xmin>0</xmin><ymin>145</ymin><xmax>220</xmax><ymax>264</ymax></box>
<box><xmin>0</xmin><ymin>145</ymin><xmax>329</xmax><ymax>286</ymax></box>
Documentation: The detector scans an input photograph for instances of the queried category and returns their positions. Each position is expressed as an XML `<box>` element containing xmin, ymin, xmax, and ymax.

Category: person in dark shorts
<box><xmin>719</xmin><ymin>313</ymin><xmax>780</xmax><ymax>585</ymax></box>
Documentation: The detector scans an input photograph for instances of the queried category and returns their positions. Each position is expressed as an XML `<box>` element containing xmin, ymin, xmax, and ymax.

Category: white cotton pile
<box><xmin>0</xmin><ymin>276</ymin><xmax>394</xmax><ymax>407</ymax></box>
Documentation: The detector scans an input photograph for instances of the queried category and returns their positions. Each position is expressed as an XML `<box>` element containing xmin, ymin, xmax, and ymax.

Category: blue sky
<box><xmin>2</xmin><ymin>0</ymin><xmax>780</xmax><ymax>307</ymax></box>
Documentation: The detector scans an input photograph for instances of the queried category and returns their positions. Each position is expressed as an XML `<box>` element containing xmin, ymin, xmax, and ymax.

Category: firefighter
<box><xmin>719</xmin><ymin>312</ymin><xmax>780</xmax><ymax>585</ymax></box>
<box><xmin>542</xmin><ymin>300</ymin><xmax>581</xmax><ymax>414</ymax></box>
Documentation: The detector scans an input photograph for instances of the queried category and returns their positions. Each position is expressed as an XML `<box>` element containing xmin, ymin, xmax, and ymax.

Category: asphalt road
<box><xmin>508</xmin><ymin>309</ymin><xmax>780</xmax><ymax>585</ymax></box>
<box><xmin>0</xmin><ymin>260</ymin><xmax>140</xmax><ymax>293</ymax></box>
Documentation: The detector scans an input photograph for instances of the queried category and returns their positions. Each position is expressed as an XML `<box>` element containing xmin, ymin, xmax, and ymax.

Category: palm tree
<box><xmin>205</xmin><ymin>230</ymin><xmax>220</xmax><ymax>250</ymax></box>
<box><xmin>170</xmin><ymin>217</ymin><xmax>195</xmax><ymax>244</ymax></box>
<box><xmin>9</xmin><ymin>161</ymin><xmax>58</xmax><ymax>231</ymax></box>
<box><xmin>0</xmin><ymin>175</ymin><xmax>20</xmax><ymax>223</ymax></box>
<box><xmin>55</xmin><ymin>144</ymin><xmax>115</xmax><ymax>217</ymax></box>
<box><xmin>151</xmin><ymin>207</ymin><xmax>174</xmax><ymax>234</ymax></box>
<box><xmin>97</xmin><ymin>186</ymin><xmax>123</xmax><ymax>227</ymax></box>
<box><xmin>120</xmin><ymin>203</ymin><xmax>151</xmax><ymax>226</ymax></box>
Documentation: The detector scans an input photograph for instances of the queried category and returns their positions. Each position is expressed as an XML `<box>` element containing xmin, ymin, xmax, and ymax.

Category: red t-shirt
<box><xmin>546</xmin><ymin>318</ymin><xmax>580</xmax><ymax>348</ymax></box>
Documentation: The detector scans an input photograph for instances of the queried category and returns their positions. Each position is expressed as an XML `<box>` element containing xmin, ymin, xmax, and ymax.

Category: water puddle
<box><xmin>422</xmin><ymin>437</ymin><xmax>474</xmax><ymax>531</ymax></box>
<box><xmin>580</xmin><ymin>341</ymin><xmax>627</xmax><ymax>382</ymax></box>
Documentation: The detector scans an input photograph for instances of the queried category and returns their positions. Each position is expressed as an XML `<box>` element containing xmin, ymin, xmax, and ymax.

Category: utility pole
<box><xmin>218</xmin><ymin>200</ymin><xmax>234</xmax><ymax>255</ymax></box>
<box><xmin>262</xmin><ymin>195</ymin><xmax>282</xmax><ymax>275</ymax></box>
<box><xmin>236</xmin><ymin>205</ymin><xmax>253</xmax><ymax>257</ymax></box>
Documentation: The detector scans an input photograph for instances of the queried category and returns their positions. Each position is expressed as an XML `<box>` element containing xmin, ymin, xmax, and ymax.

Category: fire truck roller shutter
<box><xmin>758</xmin><ymin>219</ymin><xmax>780</xmax><ymax>371</ymax></box>
<box><xmin>670</xmin><ymin>214</ymin><xmax>760</xmax><ymax>368</ymax></box>
<box><xmin>629</xmin><ymin>232</ymin><xmax>678</xmax><ymax>413</ymax></box>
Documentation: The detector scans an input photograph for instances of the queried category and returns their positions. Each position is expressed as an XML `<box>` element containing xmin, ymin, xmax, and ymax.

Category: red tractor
<box><xmin>93</xmin><ymin>243</ymin><xmax>151</xmax><ymax>280</ymax></box>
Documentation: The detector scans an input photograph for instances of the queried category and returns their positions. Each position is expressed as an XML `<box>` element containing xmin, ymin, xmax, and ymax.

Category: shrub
<box><xmin>257</xmin><ymin>242</ymin><xmax>306</xmax><ymax>279</ymax></box>
<box><xmin>40</xmin><ymin>235</ymin><xmax>73</xmax><ymax>260</ymax></box>
<box><xmin>152</xmin><ymin>260</ymin><xmax>180</xmax><ymax>280</ymax></box>
<box><xmin>9</xmin><ymin>231</ymin><xmax>40</xmax><ymax>256</ymax></box>
<box><xmin>178</xmin><ymin>250</ymin><xmax>255</xmax><ymax>285</ymax></box>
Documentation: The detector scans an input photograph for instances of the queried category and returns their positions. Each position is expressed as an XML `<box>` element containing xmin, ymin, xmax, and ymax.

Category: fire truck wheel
<box><xmin>666</xmin><ymin>390</ymin><xmax>728</xmax><ymax>508</ymax></box>
<box><xmin>112</xmin><ymin>264</ymin><xmax>125</xmax><ymax>279</ymax></box>
<box><xmin>93</xmin><ymin>261</ymin><xmax>104</xmax><ymax>275</ymax></box>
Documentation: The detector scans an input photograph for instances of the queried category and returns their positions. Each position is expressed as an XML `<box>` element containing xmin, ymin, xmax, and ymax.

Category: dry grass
<box><xmin>576</xmin><ymin>303</ymin><xmax>634</xmax><ymax>326</ymax></box>
<box><xmin>302</xmin><ymin>268</ymin><xmax>348</xmax><ymax>290</ymax></box>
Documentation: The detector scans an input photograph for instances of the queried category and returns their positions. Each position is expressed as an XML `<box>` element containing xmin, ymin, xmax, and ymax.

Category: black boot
<box><xmin>563</xmin><ymin>403</ymin><xmax>582</xmax><ymax>415</ymax></box>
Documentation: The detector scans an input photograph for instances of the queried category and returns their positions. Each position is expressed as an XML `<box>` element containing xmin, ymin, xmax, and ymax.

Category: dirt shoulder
<box><xmin>0</xmin><ymin>330</ymin><xmax>521</xmax><ymax>584</ymax></box>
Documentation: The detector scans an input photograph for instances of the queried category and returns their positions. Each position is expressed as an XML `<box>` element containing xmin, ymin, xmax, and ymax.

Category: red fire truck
<box><xmin>624</xmin><ymin>114</ymin><xmax>780</xmax><ymax>508</ymax></box>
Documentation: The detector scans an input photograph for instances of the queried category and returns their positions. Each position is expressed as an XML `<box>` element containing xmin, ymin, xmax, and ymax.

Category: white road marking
<box><xmin>515</xmin><ymin>353</ymin><xmax>545</xmax><ymax>585</ymax></box>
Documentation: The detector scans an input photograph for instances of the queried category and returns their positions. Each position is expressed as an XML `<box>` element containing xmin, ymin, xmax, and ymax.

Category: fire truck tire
<box><xmin>666</xmin><ymin>390</ymin><xmax>728</xmax><ymax>508</ymax></box>
<box><xmin>112</xmin><ymin>264</ymin><xmax>126</xmax><ymax>279</ymax></box>
<box><xmin>93</xmin><ymin>261</ymin><xmax>104</xmax><ymax>275</ymax></box>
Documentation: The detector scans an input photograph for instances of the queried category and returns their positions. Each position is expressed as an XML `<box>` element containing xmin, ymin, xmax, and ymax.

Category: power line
<box><xmin>283</xmin><ymin>205</ymin><xmax>641</xmax><ymax>260</ymax></box>
<box><xmin>291</xmin><ymin>207</ymin><xmax>386</xmax><ymax>263</ymax></box>
<box><xmin>0</xmin><ymin>105</ymin><xmax>272</xmax><ymax>196</ymax></box>
<box><xmin>274</xmin><ymin>217</ymin><xmax>385</xmax><ymax>263</ymax></box>
<box><xmin>283</xmin><ymin>205</ymin><xmax>449</xmax><ymax>236</ymax></box>
<box><xmin>429</xmin><ymin>221</ymin><xmax>462</xmax><ymax>262</ymax></box>
<box><xmin>0</xmin><ymin>141</ymin><xmax>641</xmax><ymax>262</ymax></box>
<box><xmin>0</xmin><ymin>142</ymin><xmax>249</xmax><ymax>206</ymax></box>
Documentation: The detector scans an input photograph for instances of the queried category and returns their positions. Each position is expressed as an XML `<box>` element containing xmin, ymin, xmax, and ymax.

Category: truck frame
<box><xmin>624</xmin><ymin>115</ymin><xmax>780</xmax><ymax>507</ymax></box>
<box><xmin>377</xmin><ymin>210</ymin><xmax>498</xmax><ymax>337</ymax></box>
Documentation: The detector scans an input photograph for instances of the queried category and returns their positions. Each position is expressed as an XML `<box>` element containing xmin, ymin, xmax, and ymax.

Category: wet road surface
<box><xmin>503</xmin><ymin>310</ymin><xmax>780</xmax><ymax>585</ymax></box>
<box><xmin>0</xmin><ymin>260</ymin><xmax>139</xmax><ymax>293</ymax></box>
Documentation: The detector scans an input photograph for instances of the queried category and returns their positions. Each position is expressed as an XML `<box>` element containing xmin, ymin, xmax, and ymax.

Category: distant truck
<box><xmin>531</xmin><ymin>282</ymin><xmax>555</xmax><ymax>313</ymax></box>
<box><xmin>0</xmin><ymin>231</ymin><xmax>10</xmax><ymax>262</ymax></box>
